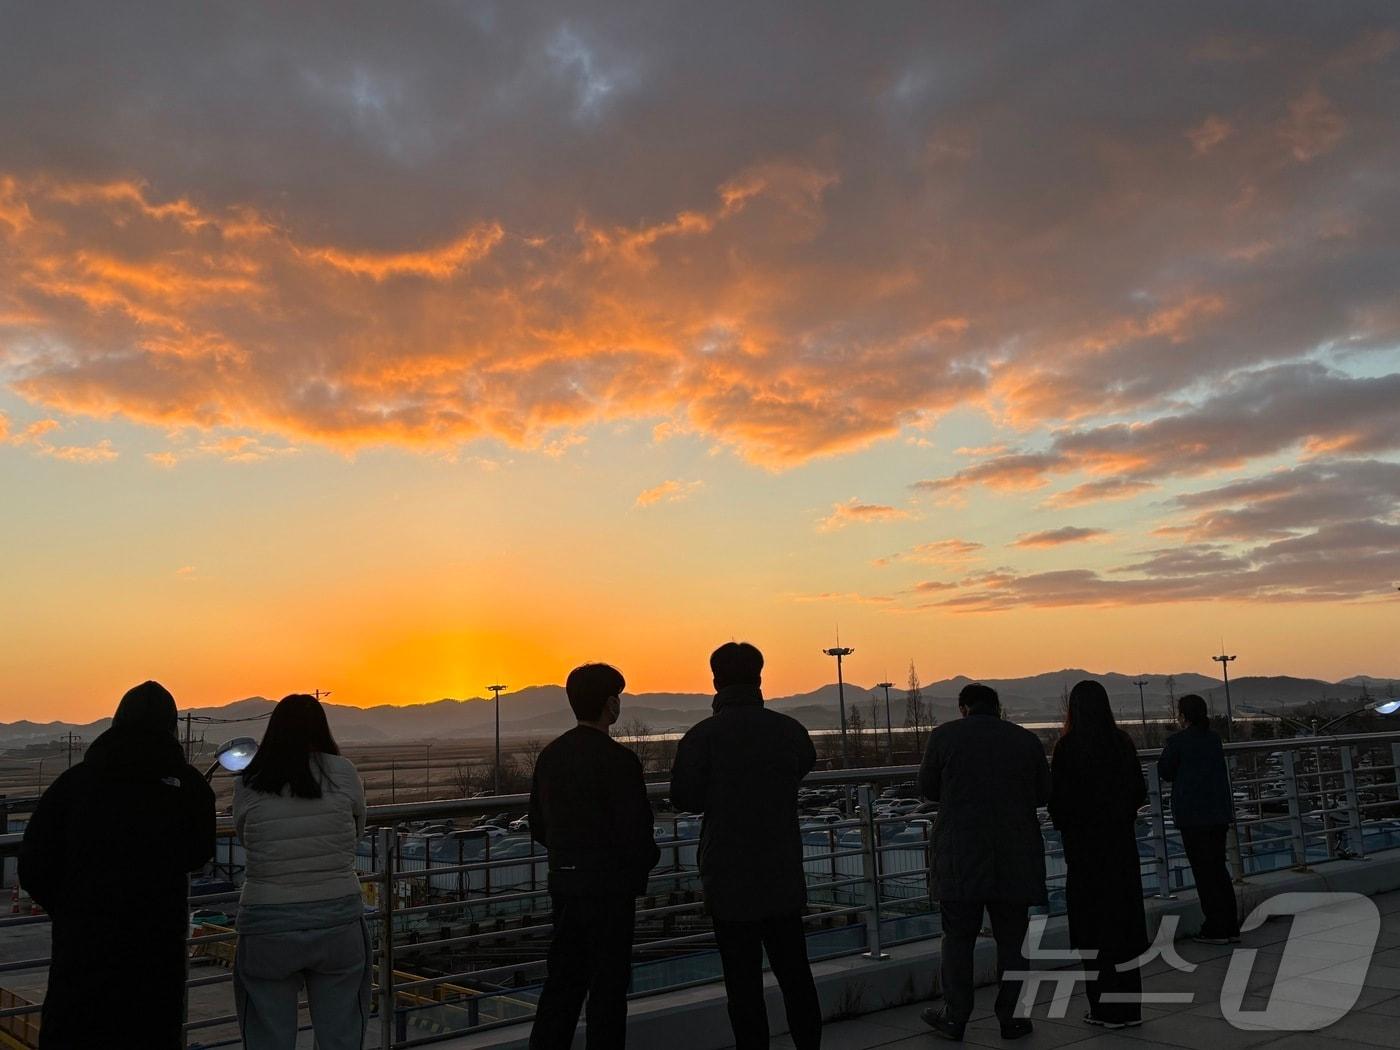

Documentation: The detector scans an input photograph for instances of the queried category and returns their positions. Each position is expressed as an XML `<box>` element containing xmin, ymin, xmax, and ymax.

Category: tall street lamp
<box><xmin>487</xmin><ymin>684</ymin><xmax>507</xmax><ymax>795</ymax></box>
<box><xmin>1212</xmin><ymin>651</ymin><xmax>1237</xmax><ymax>742</ymax></box>
<box><xmin>822</xmin><ymin>646</ymin><xmax>854</xmax><ymax>768</ymax></box>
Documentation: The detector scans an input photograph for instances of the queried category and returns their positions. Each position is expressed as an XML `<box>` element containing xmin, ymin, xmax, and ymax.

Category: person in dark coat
<box><xmin>1049</xmin><ymin>680</ymin><xmax>1149</xmax><ymax>1029</ymax></box>
<box><xmin>528</xmin><ymin>663</ymin><xmax>660</xmax><ymax>1050</ymax></box>
<box><xmin>18</xmin><ymin>681</ymin><xmax>216</xmax><ymax>1050</ymax></box>
<box><xmin>669</xmin><ymin>642</ymin><xmax>820</xmax><ymax>1050</ymax></box>
<box><xmin>1158</xmin><ymin>694</ymin><xmax>1239</xmax><ymax>943</ymax></box>
<box><xmin>917</xmin><ymin>682</ymin><xmax>1050</xmax><ymax>1042</ymax></box>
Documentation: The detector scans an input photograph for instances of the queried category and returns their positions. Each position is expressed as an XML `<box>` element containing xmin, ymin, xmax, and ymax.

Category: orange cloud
<box><xmin>1011</xmin><ymin>526</ymin><xmax>1110</xmax><ymax>549</ymax></box>
<box><xmin>818</xmin><ymin>498</ymin><xmax>912</xmax><ymax>531</ymax></box>
<box><xmin>635</xmin><ymin>479</ymin><xmax>703</xmax><ymax>508</ymax></box>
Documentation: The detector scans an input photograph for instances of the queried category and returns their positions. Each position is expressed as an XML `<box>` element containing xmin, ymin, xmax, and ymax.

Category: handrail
<box><xmin>4</xmin><ymin>729</ymin><xmax>1400</xmax><ymax>854</ymax></box>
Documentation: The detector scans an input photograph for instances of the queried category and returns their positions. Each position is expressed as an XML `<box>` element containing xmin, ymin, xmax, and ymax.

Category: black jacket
<box><xmin>1049</xmin><ymin>730</ymin><xmax>1147</xmax><ymax>832</ymax></box>
<box><xmin>529</xmin><ymin>725</ymin><xmax>660</xmax><ymax>897</ymax></box>
<box><xmin>18</xmin><ymin>726</ymin><xmax>216</xmax><ymax>1050</ymax></box>
<box><xmin>1049</xmin><ymin>730</ymin><xmax>1149</xmax><ymax>961</ymax></box>
<box><xmin>918</xmin><ymin>712</ymin><xmax>1051</xmax><ymax>905</ymax></box>
<box><xmin>669</xmin><ymin>685</ymin><xmax>817</xmax><ymax>922</ymax></box>
<box><xmin>1158</xmin><ymin>726</ymin><xmax>1233</xmax><ymax>828</ymax></box>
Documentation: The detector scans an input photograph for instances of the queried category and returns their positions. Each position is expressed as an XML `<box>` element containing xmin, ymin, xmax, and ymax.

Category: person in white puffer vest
<box><xmin>233</xmin><ymin>694</ymin><xmax>368</xmax><ymax>1050</ymax></box>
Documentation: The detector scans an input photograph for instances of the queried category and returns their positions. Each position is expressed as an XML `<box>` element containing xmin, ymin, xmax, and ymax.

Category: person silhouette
<box><xmin>19</xmin><ymin>681</ymin><xmax>215</xmax><ymax>1050</ymax></box>
<box><xmin>918</xmin><ymin>682</ymin><xmax>1049</xmax><ymax>1042</ymax></box>
<box><xmin>528</xmin><ymin>663</ymin><xmax>660</xmax><ymax>1049</ymax></box>
<box><xmin>669</xmin><ymin>642</ymin><xmax>821</xmax><ymax>1050</ymax></box>
<box><xmin>1049</xmin><ymin>680</ymin><xmax>1149</xmax><ymax>1029</ymax></box>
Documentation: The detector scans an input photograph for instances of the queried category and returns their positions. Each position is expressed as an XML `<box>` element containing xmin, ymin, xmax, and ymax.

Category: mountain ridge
<box><xmin>3</xmin><ymin>670</ymin><xmax>1392</xmax><ymax>747</ymax></box>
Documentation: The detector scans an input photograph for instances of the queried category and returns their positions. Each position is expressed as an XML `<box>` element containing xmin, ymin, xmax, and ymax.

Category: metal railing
<box><xmin>1</xmin><ymin>730</ymin><xmax>1399</xmax><ymax>1048</ymax></box>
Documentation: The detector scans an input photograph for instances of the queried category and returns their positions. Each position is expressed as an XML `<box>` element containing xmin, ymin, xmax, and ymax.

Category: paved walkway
<box><xmin>765</xmin><ymin>888</ymin><xmax>1400</xmax><ymax>1050</ymax></box>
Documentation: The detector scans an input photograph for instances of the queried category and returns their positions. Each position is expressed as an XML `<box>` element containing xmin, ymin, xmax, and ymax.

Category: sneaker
<box><xmin>1192</xmin><ymin>933</ymin><xmax>1232</xmax><ymax>945</ymax></box>
<box><xmin>999</xmin><ymin>1018</ymin><xmax>1034</xmax><ymax>1039</ymax></box>
<box><xmin>1083</xmin><ymin>1011</ymin><xmax>1141</xmax><ymax>1029</ymax></box>
<box><xmin>920</xmin><ymin>1007</ymin><xmax>966</xmax><ymax>1041</ymax></box>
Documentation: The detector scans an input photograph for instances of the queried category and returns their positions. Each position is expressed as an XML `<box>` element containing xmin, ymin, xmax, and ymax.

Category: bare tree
<box><xmin>515</xmin><ymin>735</ymin><xmax>546</xmax><ymax>778</ymax></box>
<box><xmin>904</xmin><ymin>660</ymin><xmax>932</xmax><ymax>753</ymax></box>
<box><xmin>847</xmin><ymin>707</ymin><xmax>866</xmax><ymax>765</ymax></box>
<box><xmin>450</xmin><ymin>761</ymin><xmax>485</xmax><ymax>798</ymax></box>
<box><xmin>619</xmin><ymin>717</ymin><xmax>656</xmax><ymax>774</ymax></box>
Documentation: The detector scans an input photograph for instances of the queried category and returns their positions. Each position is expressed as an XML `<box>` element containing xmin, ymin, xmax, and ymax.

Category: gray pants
<box><xmin>235</xmin><ymin>918</ymin><xmax>371</xmax><ymax>1050</ymax></box>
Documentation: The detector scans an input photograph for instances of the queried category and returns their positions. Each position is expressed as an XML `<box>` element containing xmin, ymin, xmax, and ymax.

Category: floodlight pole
<box><xmin>1213</xmin><ymin>652</ymin><xmax>1237</xmax><ymax>742</ymax></box>
<box><xmin>487</xmin><ymin>685</ymin><xmax>507</xmax><ymax>795</ymax></box>
<box><xmin>823</xmin><ymin>646</ymin><xmax>854</xmax><ymax>768</ymax></box>
<box><xmin>876</xmin><ymin>682</ymin><xmax>895</xmax><ymax>764</ymax></box>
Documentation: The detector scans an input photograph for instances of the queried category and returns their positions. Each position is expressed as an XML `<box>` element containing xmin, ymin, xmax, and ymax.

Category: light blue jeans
<box><xmin>234</xmin><ymin>898</ymin><xmax>370</xmax><ymax>1050</ymax></box>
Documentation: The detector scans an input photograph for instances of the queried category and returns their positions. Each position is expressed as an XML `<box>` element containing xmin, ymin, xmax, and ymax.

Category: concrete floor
<box><xmin>764</xmin><ymin>888</ymin><xmax>1400</xmax><ymax>1050</ymax></box>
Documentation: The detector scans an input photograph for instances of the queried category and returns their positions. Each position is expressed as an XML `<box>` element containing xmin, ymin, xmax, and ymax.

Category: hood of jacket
<box><xmin>84</xmin><ymin>724</ymin><xmax>188</xmax><ymax>783</ymax></box>
<box><xmin>712</xmin><ymin>684</ymin><xmax>763</xmax><ymax>713</ymax></box>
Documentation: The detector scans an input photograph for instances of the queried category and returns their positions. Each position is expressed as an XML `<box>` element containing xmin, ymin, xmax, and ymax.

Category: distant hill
<box><xmin>1</xmin><ymin>670</ymin><xmax>1391</xmax><ymax>747</ymax></box>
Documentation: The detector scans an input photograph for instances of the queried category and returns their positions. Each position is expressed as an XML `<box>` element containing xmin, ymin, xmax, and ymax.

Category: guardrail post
<box><xmin>1145</xmin><ymin>764</ymin><xmax>1175</xmax><ymax>899</ymax></box>
<box><xmin>1280</xmin><ymin>750</ymin><xmax>1310</xmax><ymax>871</ymax></box>
<box><xmin>379</xmin><ymin>825</ymin><xmax>397</xmax><ymax>1050</ymax></box>
<box><xmin>1339</xmin><ymin>744</ymin><xmax>1366</xmax><ymax>860</ymax></box>
<box><xmin>857</xmin><ymin>783</ymin><xmax>888</xmax><ymax>960</ymax></box>
<box><xmin>1393</xmin><ymin>743</ymin><xmax>1400</xmax><ymax>815</ymax></box>
<box><xmin>1224</xmin><ymin>755</ymin><xmax>1246</xmax><ymax>883</ymax></box>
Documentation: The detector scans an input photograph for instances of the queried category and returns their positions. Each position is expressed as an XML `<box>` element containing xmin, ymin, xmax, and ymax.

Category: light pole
<box><xmin>487</xmin><ymin>684</ymin><xmax>507</xmax><ymax>795</ymax></box>
<box><xmin>1132</xmin><ymin>678</ymin><xmax>1150</xmax><ymax>738</ymax></box>
<box><xmin>1212</xmin><ymin>651</ymin><xmax>1237</xmax><ymax>742</ymax></box>
<box><xmin>875</xmin><ymin>681</ymin><xmax>895</xmax><ymax>764</ymax></box>
<box><xmin>822</xmin><ymin>645</ymin><xmax>854</xmax><ymax>768</ymax></box>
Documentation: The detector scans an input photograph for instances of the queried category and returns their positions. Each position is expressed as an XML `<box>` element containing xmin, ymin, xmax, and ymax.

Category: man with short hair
<box><xmin>669</xmin><ymin>642</ymin><xmax>821</xmax><ymax>1050</ymax></box>
<box><xmin>918</xmin><ymin>683</ymin><xmax>1051</xmax><ymax>1042</ymax></box>
<box><xmin>528</xmin><ymin>663</ymin><xmax>660</xmax><ymax>1049</ymax></box>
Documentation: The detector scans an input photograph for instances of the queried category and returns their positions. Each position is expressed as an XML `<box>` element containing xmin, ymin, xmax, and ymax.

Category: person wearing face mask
<box><xmin>527</xmin><ymin>663</ymin><xmax>660</xmax><ymax>1049</ymax></box>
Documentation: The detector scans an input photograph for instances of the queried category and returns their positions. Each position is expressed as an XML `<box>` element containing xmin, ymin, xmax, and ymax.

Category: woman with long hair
<box><xmin>1049</xmin><ymin>679</ymin><xmax>1149</xmax><ymax>1029</ymax></box>
<box><xmin>234</xmin><ymin>694</ymin><xmax>368</xmax><ymax>1050</ymax></box>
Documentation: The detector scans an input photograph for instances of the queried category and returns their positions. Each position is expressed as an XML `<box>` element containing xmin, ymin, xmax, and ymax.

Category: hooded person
<box><xmin>19</xmin><ymin>681</ymin><xmax>216</xmax><ymax>1050</ymax></box>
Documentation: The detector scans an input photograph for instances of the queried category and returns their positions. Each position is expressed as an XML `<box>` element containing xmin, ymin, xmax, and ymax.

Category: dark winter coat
<box><xmin>918</xmin><ymin>712</ymin><xmax>1051</xmax><ymax>905</ymax></box>
<box><xmin>1158</xmin><ymin>726</ymin><xmax>1234</xmax><ymax>828</ymax></box>
<box><xmin>669</xmin><ymin>685</ymin><xmax>817</xmax><ymax>922</ymax></box>
<box><xmin>1049</xmin><ymin>730</ymin><xmax>1150</xmax><ymax>961</ymax></box>
<box><xmin>529</xmin><ymin>725</ymin><xmax>660</xmax><ymax>897</ymax></box>
<box><xmin>18</xmin><ymin>726</ymin><xmax>216</xmax><ymax>1049</ymax></box>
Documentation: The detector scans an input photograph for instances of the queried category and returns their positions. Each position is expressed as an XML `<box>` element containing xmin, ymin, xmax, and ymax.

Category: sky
<box><xmin>2</xmin><ymin>3</ymin><xmax>1398</xmax><ymax>723</ymax></box>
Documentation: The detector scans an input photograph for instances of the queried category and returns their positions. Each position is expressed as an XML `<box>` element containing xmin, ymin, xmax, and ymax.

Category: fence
<box><xmin>1</xmin><ymin>730</ymin><xmax>1399</xmax><ymax>1048</ymax></box>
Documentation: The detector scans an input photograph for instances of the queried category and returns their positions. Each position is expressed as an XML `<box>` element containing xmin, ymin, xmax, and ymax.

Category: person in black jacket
<box><xmin>669</xmin><ymin>642</ymin><xmax>820</xmax><ymax>1050</ymax></box>
<box><xmin>1049</xmin><ymin>680</ymin><xmax>1149</xmax><ymax>1029</ymax></box>
<box><xmin>528</xmin><ymin>663</ymin><xmax>660</xmax><ymax>1050</ymax></box>
<box><xmin>1158</xmin><ymin>694</ymin><xmax>1239</xmax><ymax>943</ymax></box>
<box><xmin>18</xmin><ymin>681</ymin><xmax>216</xmax><ymax>1050</ymax></box>
<box><xmin>918</xmin><ymin>682</ymin><xmax>1050</xmax><ymax>1042</ymax></box>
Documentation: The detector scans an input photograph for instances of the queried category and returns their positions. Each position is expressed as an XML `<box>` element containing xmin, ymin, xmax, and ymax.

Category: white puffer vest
<box><xmin>234</xmin><ymin>752</ymin><xmax>367</xmax><ymax>906</ymax></box>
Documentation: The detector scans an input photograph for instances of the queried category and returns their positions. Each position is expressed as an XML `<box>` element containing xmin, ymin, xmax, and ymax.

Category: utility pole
<box><xmin>1213</xmin><ymin>650</ymin><xmax>1237</xmax><ymax>742</ymax></box>
<box><xmin>184</xmin><ymin>712</ymin><xmax>193</xmax><ymax>763</ymax></box>
<box><xmin>64</xmin><ymin>731</ymin><xmax>82</xmax><ymax>769</ymax></box>
<box><xmin>487</xmin><ymin>684</ymin><xmax>507</xmax><ymax>795</ymax></box>
<box><xmin>1132</xmin><ymin>678</ymin><xmax>1150</xmax><ymax>738</ymax></box>
<box><xmin>822</xmin><ymin>643</ymin><xmax>854</xmax><ymax>768</ymax></box>
<box><xmin>390</xmin><ymin>760</ymin><xmax>397</xmax><ymax>804</ymax></box>
<box><xmin>424</xmin><ymin>743</ymin><xmax>432</xmax><ymax>802</ymax></box>
<box><xmin>875</xmin><ymin>681</ymin><xmax>895</xmax><ymax>764</ymax></box>
<box><xmin>312</xmin><ymin>689</ymin><xmax>332</xmax><ymax>701</ymax></box>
